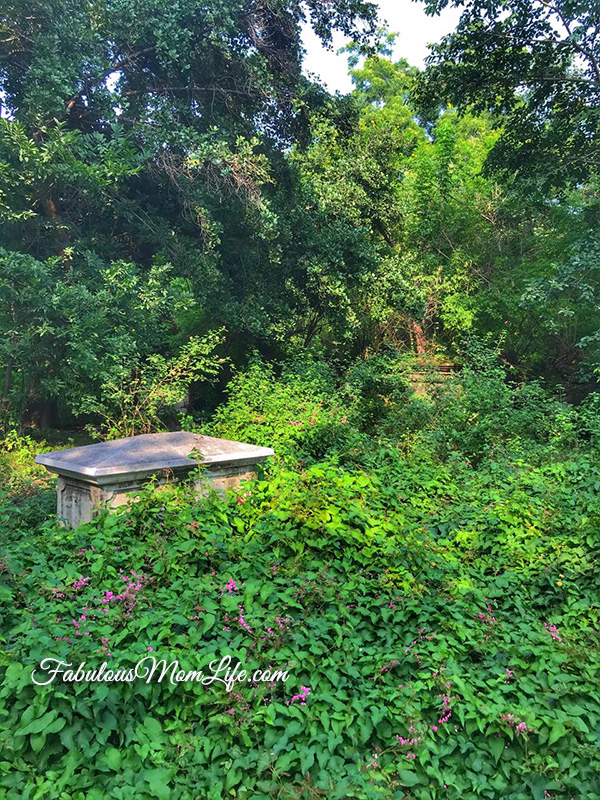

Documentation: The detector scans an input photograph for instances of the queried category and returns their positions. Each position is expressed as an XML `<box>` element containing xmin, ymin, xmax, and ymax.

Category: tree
<box><xmin>294</xmin><ymin>51</ymin><xmax>515</xmax><ymax>356</ymax></box>
<box><xmin>0</xmin><ymin>0</ymin><xmax>378</xmax><ymax>137</ymax></box>
<box><xmin>0</xmin><ymin>0</ymin><xmax>382</xmax><ymax>422</ymax></box>
<box><xmin>521</xmin><ymin>234</ymin><xmax>600</xmax><ymax>373</ymax></box>
<box><xmin>416</xmin><ymin>0</ymin><xmax>600</xmax><ymax>189</ymax></box>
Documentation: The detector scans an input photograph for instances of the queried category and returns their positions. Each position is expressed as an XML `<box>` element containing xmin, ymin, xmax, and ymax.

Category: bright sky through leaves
<box><xmin>302</xmin><ymin>0</ymin><xmax>462</xmax><ymax>92</ymax></box>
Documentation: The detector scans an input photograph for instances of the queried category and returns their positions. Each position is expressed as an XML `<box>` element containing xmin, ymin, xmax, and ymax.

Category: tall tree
<box><xmin>416</xmin><ymin>0</ymin><xmax>600</xmax><ymax>189</ymax></box>
<box><xmin>0</xmin><ymin>0</ymin><xmax>382</xmax><ymax>421</ymax></box>
<box><xmin>0</xmin><ymin>0</ymin><xmax>377</xmax><ymax>134</ymax></box>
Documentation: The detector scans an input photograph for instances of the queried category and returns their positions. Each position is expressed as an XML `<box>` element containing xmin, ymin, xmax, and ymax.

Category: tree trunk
<box><xmin>1</xmin><ymin>355</ymin><xmax>14</xmax><ymax>413</ymax></box>
<box><xmin>304</xmin><ymin>313</ymin><xmax>322</xmax><ymax>347</ymax></box>
<box><xmin>412</xmin><ymin>319</ymin><xmax>428</xmax><ymax>355</ymax></box>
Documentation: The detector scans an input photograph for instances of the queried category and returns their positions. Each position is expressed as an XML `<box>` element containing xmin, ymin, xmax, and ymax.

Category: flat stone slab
<box><xmin>36</xmin><ymin>432</ymin><xmax>273</xmax><ymax>484</ymax></box>
<box><xmin>35</xmin><ymin>432</ymin><xmax>274</xmax><ymax>528</ymax></box>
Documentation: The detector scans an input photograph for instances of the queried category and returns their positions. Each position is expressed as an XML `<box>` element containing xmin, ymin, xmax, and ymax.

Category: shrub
<box><xmin>418</xmin><ymin>366</ymin><xmax>577</xmax><ymax>464</ymax></box>
<box><xmin>206</xmin><ymin>358</ymin><xmax>362</xmax><ymax>464</ymax></box>
<box><xmin>1</xmin><ymin>451</ymin><xmax>600</xmax><ymax>798</ymax></box>
<box><xmin>83</xmin><ymin>330</ymin><xmax>226</xmax><ymax>440</ymax></box>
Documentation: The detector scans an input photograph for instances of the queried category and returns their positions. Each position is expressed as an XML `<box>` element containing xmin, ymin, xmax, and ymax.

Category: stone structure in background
<box><xmin>35</xmin><ymin>432</ymin><xmax>274</xmax><ymax>528</ymax></box>
<box><xmin>407</xmin><ymin>361</ymin><xmax>460</xmax><ymax>397</ymax></box>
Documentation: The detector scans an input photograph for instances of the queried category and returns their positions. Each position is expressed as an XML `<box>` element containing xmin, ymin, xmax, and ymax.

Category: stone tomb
<box><xmin>35</xmin><ymin>432</ymin><xmax>274</xmax><ymax>528</ymax></box>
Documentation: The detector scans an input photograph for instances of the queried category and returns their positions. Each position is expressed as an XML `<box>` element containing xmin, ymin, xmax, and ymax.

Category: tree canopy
<box><xmin>417</xmin><ymin>0</ymin><xmax>600</xmax><ymax>189</ymax></box>
<box><xmin>0</xmin><ymin>0</ymin><xmax>599</xmax><ymax>428</ymax></box>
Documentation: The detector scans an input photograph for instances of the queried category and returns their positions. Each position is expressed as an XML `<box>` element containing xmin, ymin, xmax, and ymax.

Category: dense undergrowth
<box><xmin>1</xmin><ymin>356</ymin><xmax>600</xmax><ymax>799</ymax></box>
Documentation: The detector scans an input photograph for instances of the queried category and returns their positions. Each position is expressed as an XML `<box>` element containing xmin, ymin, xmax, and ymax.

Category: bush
<box><xmin>206</xmin><ymin>358</ymin><xmax>363</xmax><ymax>464</ymax></box>
<box><xmin>0</xmin><ymin>431</ymin><xmax>56</xmax><ymax>527</ymax></box>
<box><xmin>339</xmin><ymin>354</ymin><xmax>431</xmax><ymax>441</ymax></box>
<box><xmin>576</xmin><ymin>391</ymin><xmax>600</xmax><ymax>449</ymax></box>
<box><xmin>1</xmin><ymin>451</ymin><xmax>600</xmax><ymax>798</ymax></box>
<box><xmin>418</xmin><ymin>366</ymin><xmax>577</xmax><ymax>464</ymax></box>
<box><xmin>205</xmin><ymin>351</ymin><xmax>583</xmax><ymax>470</ymax></box>
<box><xmin>83</xmin><ymin>330</ymin><xmax>226</xmax><ymax>440</ymax></box>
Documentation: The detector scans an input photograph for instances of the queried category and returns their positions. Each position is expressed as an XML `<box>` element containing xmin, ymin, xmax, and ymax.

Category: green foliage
<box><xmin>207</xmin><ymin>351</ymin><xmax>588</xmax><ymax>468</ymax></box>
<box><xmin>0</xmin><ymin>119</ymin><xmax>143</xmax><ymax>243</ymax></box>
<box><xmin>521</xmin><ymin>235</ymin><xmax>600</xmax><ymax>372</ymax></box>
<box><xmin>2</xmin><ymin>4</ymin><xmax>599</xmax><ymax>420</ymax></box>
<box><xmin>2</xmin><ymin>406</ymin><xmax>600</xmax><ymax>797</ymax></box>
<box><xmin>82</xmin><ymin>329</ymin><xmax>226</xmax><ymax>439</ymax></box>
<box><xmin>421</xmin><ymin>372</ymin><xmax>577</xmax><ymax>466</ymax></box>
<box><xmin>0</xmin><ymin>0</ymin><xmax>378</xmax><ymax>131</ymax></box>
<box><xmin>377</xmin><ymin>112</ymin><xmax>501</xmax><ymax>350</ymax></box>
<box><xmin>0</xmin><ymin>431</ymin><xmax>50</xmax><ymax>488</ymax></box>
<box><xmin>417</xmin><ymin>0</ymin><xmax>600</xmax><ymax>190</ymax></box>
<box><xmin>0</xmin><ymin>0</ymin><xmax>381</xmax><ymax>424</ymax></box>
<box><xmin>0</xmin><ymin>431</ymin><xmax>57</xmax><ymax>531</ymax></box>
<box><xmin>2</xmin><ymin>0</ymin><xmax>600</xmax><ymax>794</ymax></box>
<box><xmin>206</xmin><ymin>358</ymin><xmax>356</xmax><ymax>463</ymax></box>
<box><xmin>0</xmin><ymin>248</ymin><xmax>210</xmax><ymax>425</ymax></box>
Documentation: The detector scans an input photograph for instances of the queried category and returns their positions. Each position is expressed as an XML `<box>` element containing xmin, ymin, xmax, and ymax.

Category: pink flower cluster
<box><xmin>225</xmin><ymin>578</ymin><xmax>238</xmax><ymax>594</ymax></box>
<box><xmin>100</xmin><ymin>637</ymin><xmax>112</xmax><ymax>656</ymax></box>
<box><xmin>0</xmin><ymin>555</ymin><xmax>8</xmax><ymax>572</ymax></box>
<box><xmin>68</xmin><ymin>606</ymin><xmax>93</xmax><ymax>641</ymax></box>
<box><xmin>289</xmin><ymin>685</ymin><xmax>310</xmax><ymax>705</ymax></box>
<box><xmin>234</xmin><ymin>607</ymin><xmax>252</xmax><ymax>634</ymax></box>
<box><xmin>393</xmin><ymin>723</ymin><xmax>423</xmax><ymax>760</ymax></box>
<box><xmin>97</xmin><ymin>571</ymin><xmax>152</xmax><ymax>615</ymax></box>
<box><xmin>544</xmin><ymin>622</ymin><xmax>562</xmax><ymax>642</ymax></box>
<box><xmin>431</xmin><ymin>686</ymin><xmax>453</xmax><ymax>732</ymax></box>
<box><xmin>396</xmin><ymin>734</ymin><xmax>422</xmax><ymax>747</ymax></box>
<box><xmin>72</xmin><ymin>576</ymin><xmax>90</xmax><ymax>591</ymax></box>
<box><xmin>475</xmin><ymin>598</ymin><xmax>497</xmax><ymax>628</ymax></box>
<box><xmin>501</xmin><ymin>714</ymin><xmax>533</xmax><ymax>735</ymax></box>
<box><xmin>403</xmin><ymin>629</ymin><xmax>434</xmax><ymax>669</ymax></box>
<box><xmin>263</xmin><ymin>616</ymin><xmax>291</xmax><ymax>639</ymax></box>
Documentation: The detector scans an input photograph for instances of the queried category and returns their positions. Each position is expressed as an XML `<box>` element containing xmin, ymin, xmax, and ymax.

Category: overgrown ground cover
<box><xmin>2</xmin><ymin>1</ymin><xmax>599</xmax><ymax>796</ymax></box>
<box><xmin>1</xmin><ymin>359</ymin><xmax>600</xmax><ymax>799</ymax></box>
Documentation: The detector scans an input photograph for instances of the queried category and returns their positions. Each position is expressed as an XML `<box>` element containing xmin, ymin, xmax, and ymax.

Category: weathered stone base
<box><xmin>37</xmin><ymin>431</ymin><xmax>273</xmax><ymax>529</ymax></box>
<box><xmin>56</xmin><ymin>466</ymin><xmax>257</xmax><ymax>528</ymax></box>
<box><xmin>57</xmin><ymin>476</ymin><xmax>105</xmax><ymax>528</ymax></box>
<box><xmin>193</xmin><ymin>465</ymin><xmax>257</xmax><ymax>496</ymax></box>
